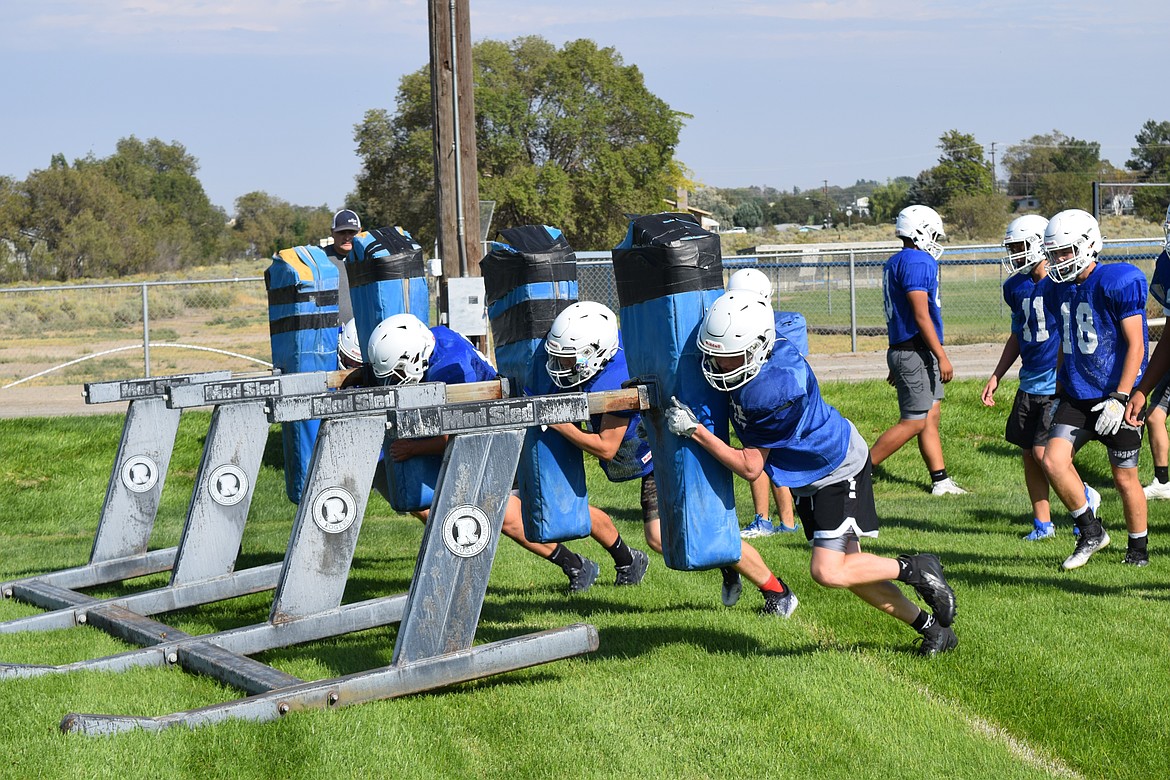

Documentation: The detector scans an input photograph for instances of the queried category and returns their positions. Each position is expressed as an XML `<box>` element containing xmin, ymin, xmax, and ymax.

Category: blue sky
<box><xmin>1</xmin><ymin>1</ymin><xmax>1161</xmax><ymax>213</ymax></box>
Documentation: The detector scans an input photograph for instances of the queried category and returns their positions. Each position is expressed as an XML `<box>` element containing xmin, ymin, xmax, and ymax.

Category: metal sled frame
<box><xmin>0</xmin><ymin>372</ymin><xmax>232</xmax><ymax>600</ymax></box>
<box><xmin>0</xmin><ymin>371</ymin><xmax>376</xmax><ymax>635</ymax></box>
<box><xmin>44</xmin><ymin>383</ymin><xmax>649</xmax><ymax>735</ymax></box>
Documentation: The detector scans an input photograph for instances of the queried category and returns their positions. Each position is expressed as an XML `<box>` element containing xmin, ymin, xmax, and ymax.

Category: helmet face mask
<box><xmin>367</xmin><ymin>314</ymin><xmax>435</xmax><ymax>386</ymax></box>
<box><xmin>697</xmin><ymin>292</ymin><xmax>776</xmax><ymax>391</ymax></box>
<box><xmin>1001</xmin><ymin>214</ymin><xmax>1049</xmax><ymax>275</ymax></box>
<box><xmin>545</xmin><ymin>301</ymin><xmax>620</xmax><ymax>389</ymax></box>
<box><xmin>1043</xmin><ymin>209</ymin><xmax>1102</xmax><ymax>284</ymax></box>
<box><xmin>895</xmin><ymin>205</ymin><xmax>946</xmax><ymax>260</ymax></box>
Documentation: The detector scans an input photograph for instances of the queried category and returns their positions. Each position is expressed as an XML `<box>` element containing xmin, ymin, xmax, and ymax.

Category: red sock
<box><xmin>759</xmin><ymin>574</ymin><xmax>785</xmax><ymax>594</ymax></box>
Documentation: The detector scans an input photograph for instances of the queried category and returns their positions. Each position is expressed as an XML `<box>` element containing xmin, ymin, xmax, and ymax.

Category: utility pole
<box><xmin>990</xmin><ymin>142</ymin><xmax>997</xmax><ymax>192</ymax></box>
<box><xmin>428</xmin><ymin>0</ymin><xmax>481</xmax><ymax>320</ymax></box>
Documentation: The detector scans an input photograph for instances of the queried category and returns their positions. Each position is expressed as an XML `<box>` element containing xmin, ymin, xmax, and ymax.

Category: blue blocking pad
<box><xmin>347</xmin><ymin>226</ymin><xmax>430</xmax><ymax>360</ymax></box>
<box><xmin>613</xmin><ymin>214</ymin><xmax>740</xmax><ymax>571</ymax></box>
<box><xmin>266</xmin><ymin>245</ymin><xmax>340</xmax><ymax>503</ymax></box>
<box><xmin>482</xmin><ymin>225</ymin><xmax>590</xmax><ymax>542</ymax></box>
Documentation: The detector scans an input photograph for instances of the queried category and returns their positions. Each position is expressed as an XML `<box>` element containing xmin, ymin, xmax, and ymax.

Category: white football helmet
<box><xmin>1162</xmin><ymin>201</ymin><xmax>1170</xmax><ymax>251</ymax></box>
<box><xmin>545</xmin><ymin>301</ymin><xmax>620</xmax><ymax>388</ymax></box>
<box><xmin>727</xmin><ymin>268</ymin><xmax>773</xmax><ymax>302</ymax></box>
<box><xmin>697</xmin><ymin>291</ymin><xmax>776</xmax><ymax>391</ymax></box>
<box><xmin>1001</xmin><ymin>214</ymin><xmax>1050</xmax><ymax>275</ymax></box>
<box><xmin>1044</xmin><ymin>209</ymin><xmax>1102</xmax><ymax>284</ymax></box>
<box><xmin>337</xmin><ymin>319</ymin><xmax>363</xmax><ymax>369</ymax></box>
<box><xmin>367</xmin><ymin>314</ymin><xmax>435</xmax><ymax>385</ymax></box>
<box><xmin>895</xmin><ymin>205</ymin><xmax>946</xmax><ymax>259</ymax></box>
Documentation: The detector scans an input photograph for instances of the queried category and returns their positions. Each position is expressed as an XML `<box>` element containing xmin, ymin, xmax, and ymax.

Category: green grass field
<box><xmin>1</xmin><ymin>379</ymin><xmax>1168</xmax><ymax>779</ymax></box>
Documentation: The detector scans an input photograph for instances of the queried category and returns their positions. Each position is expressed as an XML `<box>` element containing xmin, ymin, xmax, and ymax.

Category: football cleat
<box><xmin>930</xmin><ymin>477</ymin><xmax>968</xmax><ymax>496</ymax></box>
<box><xmin>720</xmin><ymin>567</ymin><xmax>742</xmax><ymax>607</ymax></box>
<box><xmin>1123</xmin><ymin>547</ymin><xmax>1150</xmax><ymax>567</ymax></box>
<box><xmin>614</xmin><ymin>549</ymin><xmax>650</xmax><ymax>586</ymax></box>
<box><xmin>1144</xmin><ymin>478</ymin><xmax>1170</xmax><ymax>500</ymax></box>
<box><xmin>741</xmin><ymin>514</ymin><xmax>777</xmax><ymax>538</ymax></box>
<box><xmin>566</xmin><ymin>556</ymin><xmax>601</xmax><ymax>593</ymax></box>
<box><xmin>916</xmin><ymin>623</ymin><xmax>958</xmax><ymax>657</ymax></box>
<box><xmin>760</xmin><ymin>588</ymin><xmax>799</xmax><ymax>619</ymax></box>
<box><xmin>1023</xmin><ymin>519</ymin><xmax>1055</xmax><ymax>541</ymax></box>
<box><xmin>897</xmin><ymin>553</ymin><xmax>957</xmax><ymax>627</ymax></box>
<box><xmin>1062</xmin><ymin>531</ymin><xmax>1110</xmax><ymax>570</ymax></box>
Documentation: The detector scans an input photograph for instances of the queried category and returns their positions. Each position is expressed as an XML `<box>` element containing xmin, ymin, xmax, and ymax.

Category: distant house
<box><xmin>1013</xmin><ymin>196</ymin><xmax>1041</xmax><ymax>212</ymax></box>
<box><xmin>662</xmin><ymin>198</ymin><xmax>720</xmax><ymax>233</ymax></box>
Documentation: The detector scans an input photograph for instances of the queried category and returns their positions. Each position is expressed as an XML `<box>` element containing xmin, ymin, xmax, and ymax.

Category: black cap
<box><xmin>332</xmin><ymin>209</ymin><xmax>361</xmax><ymax>233</ymax></box>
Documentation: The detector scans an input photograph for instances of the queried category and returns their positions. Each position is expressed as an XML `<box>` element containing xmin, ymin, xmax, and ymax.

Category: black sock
<box><xmin>929</xmin><ymin>469</ymin><xmax>949</xmax><ymax>483</ymax></box>
<box><xmin>1157</xmin><ymin>466</ymin><xmax>1169</xmax><ymax>484</ymax></box>
<box><xmin>911</xmin><ymin>610</ymin><xmax>935</xmax><ymax>632</ymax></box>
<box><xmin>895</xmin><ymin>555</ymin><xmax>913</xmax><ymax>582</ymax></box>
<box><xmin>1129</xmin><ymin>534</ymin><xmax>1149</xmax><ymax>552</ymax></box>
<box><xmin>548</xmin><ymin>544</ymin><xmax>583</xmax><ymax>573</ymax></box>
<box><xmin>720</xmin><ymin>566</ymin><xmax>739</xmax><ymax>585</ymax></box>
<box><xmin>605</xmin><ymin>535</ymin><xmax>634</xmax><ymax>568</ymax></box>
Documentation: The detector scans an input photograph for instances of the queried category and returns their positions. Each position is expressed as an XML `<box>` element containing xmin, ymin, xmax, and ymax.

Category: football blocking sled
<box><xmin>0</xmin><ymin>370</ymin><xmax>350</xmax><ymax>634</ymax></box>
<box><xmin>613</xmin><ymin>213</ymin><xmax>741</xmax><ymax>571</ymax></box>
<box><xmin>481</xmin><ymin>225</ymin><xmax>590</xmax><ymax>543</ymax></box>
<box><xmin>36</xmin><ymin>382</ymin><xmax>651</xmax><ymax>735</ymax></box>
<box><xmin>0</xmin><ymin>372</ymin><xmax>230</xmax><ymax>601</ymax></box>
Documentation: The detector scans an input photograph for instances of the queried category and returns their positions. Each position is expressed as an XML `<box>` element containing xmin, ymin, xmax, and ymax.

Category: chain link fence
<box><xmin>1</xmin><ymin>238</ymin><xmax>1164</xmax><ymax>396</ymax></box>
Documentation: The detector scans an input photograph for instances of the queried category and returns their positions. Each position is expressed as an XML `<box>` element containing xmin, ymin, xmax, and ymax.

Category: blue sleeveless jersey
<box><xmin>729</xmin><ymin>339</ymin><xmax>851</xmax><ymax>488</ymax></box>
<box><xmin>1044</xmin><ymin>263</ymin><xmax>1148</xmax><ymax>400</ymax></box>
<box><xmin>882</xmin><ymin>247</ymin><xmax>943</xmax><ymax>346</ymax></box>
<box><xmin>425</xmin><ymin>326</ymin><xmax>498</xmax><ymax>384</ymax></box>
<box><xmin>1003</xmin><ymin>273</ymin><xmax>1059</xmax><ymax>395</ymax></box>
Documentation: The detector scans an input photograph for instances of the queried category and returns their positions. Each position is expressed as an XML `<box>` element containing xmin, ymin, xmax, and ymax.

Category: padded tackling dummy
<box><xmin>347</xmin><ymin>226</ymin><xmax>431</xmax><ymax>360</ymax></box>
<box><xmin>481</xmin><ymin>225</ymin><xmax>589</xmax><ymax>542</ymax></box>
<box><xmin>266</xmin><ymin>245</ymin><xmax>340</xmax><ymax>503</ymax></box>
<box><xmin>613</xmin><ymin>213</ymin><xmax>739</xmax><ymax>571</ymax></box>
<box><xmin>775</xmin><ymin>311</ymin><xmax>809</xmax><ymax>356</ymax></box>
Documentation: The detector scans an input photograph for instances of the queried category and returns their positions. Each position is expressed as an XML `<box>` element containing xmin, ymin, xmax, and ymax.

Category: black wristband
<box><xmin>1109</xmin><ymin>391</ymin><xmax>1130</xmax><ymax>404</ymax></box>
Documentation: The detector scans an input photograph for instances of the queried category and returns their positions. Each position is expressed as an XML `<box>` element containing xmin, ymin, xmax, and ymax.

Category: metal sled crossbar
<box><xmin>57</xmin><ymin>384</ymin><xmax>649</xmax><ymax>735</ymax></box>
<box><xmin>1</xmin><ymin>372</ymin><xmax>231</xmax><ymax>600</ymax></box>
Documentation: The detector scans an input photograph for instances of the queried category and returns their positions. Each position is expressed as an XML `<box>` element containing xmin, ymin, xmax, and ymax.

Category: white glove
<box><xmin>665</xmin><ymin>396</ymin><xmax>699</xmax><ymax>438</ymax></box>
<box><xmin>1091</xmin><ymin>394</ymin><xmax>1127</xmax><ymax>436</ymax></box>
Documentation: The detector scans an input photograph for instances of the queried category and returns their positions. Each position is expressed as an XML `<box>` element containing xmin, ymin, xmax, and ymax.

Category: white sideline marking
<box><xmin>913</xmin><ymin>683</ymin><xmax>1085</xmax><ymax>779</ymax></box>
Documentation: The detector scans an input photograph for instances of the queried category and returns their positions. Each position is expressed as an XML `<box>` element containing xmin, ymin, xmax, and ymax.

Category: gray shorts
<box><xmin>1151</xmin><ymin>373</ymin><xmax>1170</xmax><ymax>414</ymax></box>
<box><xmin>886</xmin><ymin>348</ymin><xmax>944</xmax><ymax>420</ymax></box>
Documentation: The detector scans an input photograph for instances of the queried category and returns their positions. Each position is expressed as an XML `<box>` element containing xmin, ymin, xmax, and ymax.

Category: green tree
<box><xmin>688</xmin><ymin>187</ymin><xmax>734</xmax><ymax>230</ymax></box>
<box><xmin>943</xmin><ymin>191</ymin><xmax>1013</xmax><ymax>241</ymax></box>
<box><xmin>869</xmin><ymin>178</ymin><xmax>914</xmax><ymax>223</ymax></box>
<box><xmin>354</xmin><ymin>36</ymin><xmax>685</xmax><ymax>251</ymax></box>
<box><xmin>1126</xmin><ymin>120</ymin><xmax>1170</xmax><ymax>221</ymax></box>
<box><xmin>231</xmin><ymin>192</ymin><xmax>332</xmax><ymax>259</ymax></box>
<box><xmin>84</xmin><ymin>136</ymin><xmax>227</xmax><ymax>265</ymax></box>
<box><xmin>732</xmin><ymin>200</ymin><xmax>763</xmax><ymax>229</ymax></box>
<box><xmin>909</xmin><ymin>130</ymin><xmax>994</xmax><ymax>208</ymax></box>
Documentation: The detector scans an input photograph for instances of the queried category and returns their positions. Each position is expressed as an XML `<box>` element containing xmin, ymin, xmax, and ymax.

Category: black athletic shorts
<box><xmin>794</xmin><ymin>457</ymin><xmax>880</xmax><ymax>542</ymax></box>
<box><xmin>1050</xmin><ymin>393</ymin><xmax>1143</xmax><ymax>468</ymax></box>
<box><xmin>1005</xmin><ymin>389</ymin><xmax>1057</xmax><ymax>450</ymax></box>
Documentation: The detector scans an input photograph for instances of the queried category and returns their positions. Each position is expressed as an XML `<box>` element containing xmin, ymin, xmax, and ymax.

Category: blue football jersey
<box><xmin>729</xmin><ymin>339</ymin><xmax>852</xmax><ymax>488</ymax></box>
<box><xmin>882</xmin><ymin>247</ymin><xmax>943</xmax><ymax>346</ymax></box>
<box><xmin>1003</xmin><ymin>273</ymin><xmax>1059</xmax><ymax>395</ymax></box>
<box><xmin>1149</xmin><ymin>250</ymin><xmax>1170</xmax><ymax>313</ymax></box>
<box><xmin>579</xmin><ymin>347</ymin><xmax>653</xmax><ymax>482</ymax></box>
<box><xmin>425</xmin><ymin>326</ymin><xmax>498</xmax><ymax>384</ymax></box>
<box><xmin>1045</xmin><ymin>263</ymin><xmax>1148</xmax><ymax>400</ymax></box>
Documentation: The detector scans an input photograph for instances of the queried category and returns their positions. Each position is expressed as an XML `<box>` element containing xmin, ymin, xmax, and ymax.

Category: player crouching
<box><xmin>666</xmin><ymin>291</ymin><xmax>958</xmax><ymax>655</ymax></box>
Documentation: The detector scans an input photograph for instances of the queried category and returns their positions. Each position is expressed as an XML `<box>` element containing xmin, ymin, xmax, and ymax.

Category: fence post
<box><xmin>849</xmin><ymin>249</ymin><xmax>857</xmax><ymax>353</ymax></box>
<box><xmin>142</xmin><ymin>283</ymin><xmax>151</xmax><ymax>378</ymax></box>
